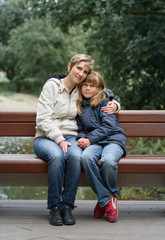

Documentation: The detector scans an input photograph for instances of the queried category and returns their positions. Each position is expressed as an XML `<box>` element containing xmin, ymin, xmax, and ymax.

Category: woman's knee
<box><xmin>48</xmin><ymin>151</ymin><xmax>64</xmax><ymax>163</ymax></box>
<box><xmin>38</xmin><ymin>147</ymin><xmax>64</xmax><ymax>168</ymax></box>
<box><xmin>34</xmin><ymin>137</ymin><xmax>63</xmax><ymax>161</ymax></box>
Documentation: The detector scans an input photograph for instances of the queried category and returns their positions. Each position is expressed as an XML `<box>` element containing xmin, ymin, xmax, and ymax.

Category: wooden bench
<box><xmin>0</xmin><ymin>110</ymin><xmax>165</xmax><ymax>187</ymax></box>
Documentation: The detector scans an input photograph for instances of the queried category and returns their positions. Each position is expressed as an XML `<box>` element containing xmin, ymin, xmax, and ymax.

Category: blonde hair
<box><xmin>68</xmin><ymin>54</ymin><xmax>94</xmax><ymax>74</ymax></box>
<box><xmin>76</xmin><ymin>71</ymin><xmax>109</xmax><ymax>115</ymax></box>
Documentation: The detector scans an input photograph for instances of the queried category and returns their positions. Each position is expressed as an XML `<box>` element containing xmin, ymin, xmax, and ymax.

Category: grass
<box><xmin>0</xmin><ymin>77</ymin><xmax>10</xmax><ymax>83</ymax></box>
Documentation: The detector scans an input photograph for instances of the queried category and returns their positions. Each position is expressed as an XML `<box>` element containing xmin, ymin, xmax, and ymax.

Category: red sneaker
<box><xmin>105</xmin><ymin>196</ymin><xmax>119</xmax><ymax>222</ymax></box>
<box><xmin>94</xmin><ymin>203</ymin><xmax>105</xmax><ymax>218</ymax></box>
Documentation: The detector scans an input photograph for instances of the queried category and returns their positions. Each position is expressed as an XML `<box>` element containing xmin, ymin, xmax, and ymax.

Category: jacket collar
<box><xmin>51</xmin><ymin>74</ymin><xmax>66</xmax><ymax>80</ymax></box>
<box><xmin>82</xmin><ymin>97</ymin><xmax>91</xmax><ymax>106</ymax></box>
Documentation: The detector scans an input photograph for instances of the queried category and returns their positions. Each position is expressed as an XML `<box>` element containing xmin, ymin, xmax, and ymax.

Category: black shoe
<box><xmin>50</xmin><ymin>206</ymin><xmax>63</xmax><ymax>226</ymax></box>
<box><xmin>61</xmin><ymin>205</ymin><xmax>75</xmax><ymax>225</ymax></box>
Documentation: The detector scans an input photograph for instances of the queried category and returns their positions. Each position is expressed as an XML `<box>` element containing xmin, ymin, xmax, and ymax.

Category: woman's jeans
<box><xmin>34</xmin><ymin>136</ymin><xmax>82</xmax><ymax>210</ymax></box>
<box><xmin>81</xmin><ymin>143</ymin><xmax>124</xmax><ymax>208</ymax></box>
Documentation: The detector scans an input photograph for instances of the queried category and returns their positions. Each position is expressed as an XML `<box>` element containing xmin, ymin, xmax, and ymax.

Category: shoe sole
<box><xmin>63</xmin><ymin>222</ymin><xmax>75</xmax><ymax>225</ymax></box>
<box><xmin>63</xmin><ymin>219</ymin><xmax>76</xmax><ymax>225</ymax></box>
<box><xmin>50</xmin><ymin>221</ymin><xmax>63</xmax><ymax>226</ymax></box>
<box><xmin>94</xmin><ymin>213</ymin><xmax>105</xmax><ymax>218</ymax></box>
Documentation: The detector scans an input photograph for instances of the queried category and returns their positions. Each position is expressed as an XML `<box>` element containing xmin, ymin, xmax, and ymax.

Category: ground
<box><xmin>0</xmin><ymin>93</ymin><xmax>38</xmax><ymax>110</ymax></box>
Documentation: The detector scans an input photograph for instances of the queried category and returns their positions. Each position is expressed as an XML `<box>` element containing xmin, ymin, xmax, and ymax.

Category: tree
<box><xmin>8</xmin><ymin>18</ymin><xmax>70</xmax><ymax>93</ymax></box>
<box><xmin>0</xmin><ymin>0</ymin><xmax>89</xmax><ymax>94</ymax></box>
<box><xmin>48</xmin><ymin>0</ymin><xmax>165</xmax><ymax>109</ymax></box>
<box><xmin>0</xmin><ymin>0</ymin><xmax>30</xmax><ymax>45</ymax></box>
<box><xmin>0</xmin><ymin>0</ymin><xmax>31</xmax><ymax>81</ymax></box>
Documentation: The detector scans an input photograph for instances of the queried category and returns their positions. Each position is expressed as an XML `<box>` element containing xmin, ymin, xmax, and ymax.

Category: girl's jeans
<box><xmin>33</xmin><ymin>136</ymin><xmax>82</xmax><ymax>210</ymax></box>
<box><xmin>81</xmin><ymin>143</ymin><xmax>124</xmax><ymax>207</ymax></box>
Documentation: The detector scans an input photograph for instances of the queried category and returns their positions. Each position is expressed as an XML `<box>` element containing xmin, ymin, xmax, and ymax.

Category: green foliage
<box><xmin>0</xmin><ymin>42</ymin><xmax>16</xmax><ymax>80</ymax></box>
<box><xmin>0</xmin><ymin>74</ymin><xmax>10</xmax><ymax>91</ymax></box>
<box><xmin>86</xmin><ymin>6</ymin><xmax>165</xmax><ymax>110</ymax></box>
<box><xmin>0</xmin><ymin>75</ymin><xmax>9</xmax><ymax>83</ymax></box>
<box><xmin>118</xmin><ymin>187</ymin><xmax>165</xmax><ymax>201</ymax></box>
<box><xmin>126</xmin><ymin>137</ymin><xmax>165</xmax><ymax>154</ymax></box>
<box><xmin>0</xmin><ymin>137</ymin><xmax>34</xmax><ymax>154</ymax></box>
<box><xmin>119</xmin><ymin>187</ymin><xmax>153</xmax><ymax>200</ymax></box>
<box><xmin>0</xmin><ymin>186</ymin><xmax>47</xmax><ymax>200</ymax></box>
<box><xmin>76</xmin><ymin>187</ymin><xmax>97</xmax><ymax>200</ymax></box>
<box><xmin>1</xmin><ymin>0</ymin><xmax>165</xmax><ymax>105</ymax></box>
<box><xmin>49</xmin><ymin>0</ymin><xmax>165</xmax><ymax>110</ymax></box>
<box><xmin>0</xmin><ymin>0</ymin><xmax>30</xmax><ymax>81</ymax></box>
<box><xmin>77</xmin><ymin>186</ymin><xmax>165</xmax><ymax>201</ymax></box>
<box><xmin>0</xmin><ymin>1</ymin><xmax>89</xmax><ymax>94</ymax></box>
<box><xmin>8</xmin><ymin>18</ymin><xmax>70</xmax><ymax>93</ymax></box>
<box><xmin>0</xmin><ymin>0</ymin><xmax>29</xmax><ymax>45</ymax></box>
<box><xmin>66</xmin><ymin>26</ymin><xmax>88</xmax><ymax>56</ymax></box>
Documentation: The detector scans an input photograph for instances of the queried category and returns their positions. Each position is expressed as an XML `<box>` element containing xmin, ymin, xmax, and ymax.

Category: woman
<box><xmin>33</xmin><ymin>54</ymin><xmax>119</xmax><ymax>226</ymax></box>
<box><xmin>76</xmin><ymin>71</ymin><xmax>126</xmax><ymax>222</ymax></box>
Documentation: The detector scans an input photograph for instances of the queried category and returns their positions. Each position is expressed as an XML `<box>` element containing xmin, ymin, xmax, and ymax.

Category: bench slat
<box><xmin>0</xmin><ymin>123</ymin><xmax>36</xmax><ymax>136</ymax></box>
<box><xmin>1</xmin><ymin>110</ymin><xmax>165</xmax><ymax>123</ymax></box>
<box><xmin>0</xmin><ymin>111</ymin><xmax>36</xmax><ymax>122</ymax></box>
<box><xmin>117</xmin><ymin>110</ymin><xmax>165</xmax><ymax>122</ymax></box>
<box><xmin>122</xmin><ymin>123</ymin><xmax>165</xmax><ymax>137</ymax></box>
<box><xmin>0</xmin><ymin>154</ymin><xmax>165</xmax><ymax>174</ymax></box>
<box><xmin>1</xmin><ymin>122</ymin><xmax>165</xmax><ymax>137</ymax></box>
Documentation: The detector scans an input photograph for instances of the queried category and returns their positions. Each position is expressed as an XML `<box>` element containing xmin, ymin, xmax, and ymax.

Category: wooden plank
<box><xmin>0</xmin><ymin>154</ymin><xmax>165</xmax><ymax>174</ymax></box>
<box><xmin>0</xmin><ymin>123</ymin><xmax>36</xmax><ymax>136</ymax></box>
<box><xmin>0</xmin><ymin>154</ymin><xmax>47</xmax><ymax>173</ymax></box>
<box><xmin>1</xmin><ymin>122</ymin><xmax>165</xmax><ymax>137</ymax></box>
<box><xmin>0</xmin><ymin>172</ymin><xmax>164</xmax><ymax>187</ymax></box>
<box><xmin>0</xmin><ymin>110</ymin><xmax>165</xmax><ymax>123</ymax></box>
<box><xmin>117</xmin><ymin>110</ymin><xmax>165</xmax><ymax>123</ymax></box>
<box><xmin>0</xmin><ymin>111</ymin><xmax>36</xmax><ymax>122</ymax></box>
<box><xmin>121</xmin><ymin>123</ymin><xmax>165</xmax><ymax>137</ymax></box>
<box><xmin>118</xmin><ymin>157</ymin><xmax>165</xmax><ymax>173</ymax></box>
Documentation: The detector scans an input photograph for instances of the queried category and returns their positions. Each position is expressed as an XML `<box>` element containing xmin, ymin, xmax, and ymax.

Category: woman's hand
<box><xmin>77</xmin><ymin>138</ymin><xmax>91</xmax><ymax>149</ymax></box>
<box><xmin>59</xmin><ymin>140</ymin><xmax>71</xmax><ymax>155</ymax></box>
<box><xmin>102</xmin><ymin>101</ymin><xmax>117</xmax><ymax>114</ymax></box>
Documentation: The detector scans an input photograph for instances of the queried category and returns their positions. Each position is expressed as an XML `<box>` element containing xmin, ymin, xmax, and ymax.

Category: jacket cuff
<box><xmin>55</xmin><ymin>136</ymin><xmax>66</xmax><ymax>145</ymax></box>
<box><xmin>112</xmin><ymin>100</ymin><xmax>120</xmax><ymax>113</ymax></box>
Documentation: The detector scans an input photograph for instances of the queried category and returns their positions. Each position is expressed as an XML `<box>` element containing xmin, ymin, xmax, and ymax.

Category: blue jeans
<box><xmin>33</xmin><ymin>136</ymin><xmax>82</xmax><ymax>210</ymax></box>
<box><xmin>81</xmin><ymin>143</ymin><xmax>124</xmax><ymax>207</ymax></box>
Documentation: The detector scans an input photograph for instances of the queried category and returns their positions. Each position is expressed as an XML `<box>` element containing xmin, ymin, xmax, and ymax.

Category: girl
<box><xmin>76</xmin><ymin>71</ymin><xmax>126</xmax><ymax>222</ymax></box>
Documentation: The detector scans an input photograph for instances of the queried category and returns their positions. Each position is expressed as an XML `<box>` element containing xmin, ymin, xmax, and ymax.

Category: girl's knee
<box><xmin>80</xmin><ymin>153</ymin><xmax>90</xmax><ymax>165</ymax></box>
<box><xmin>81</xmin><ymin>153</ymin><xmax>98</xmax><ymax>168</ymax></box>
<box><xmin>101</xmin><ymin>155</ymin><xmax>118</xmax><ymax>169</ymax></box>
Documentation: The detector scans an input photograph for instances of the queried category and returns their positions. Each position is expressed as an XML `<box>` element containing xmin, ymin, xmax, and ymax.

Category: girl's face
<box><xmin>68</xmin><ymin>61</ymin><xmax>90</xmax><ymax>85</ymax></box>
<box><xmin>81</xmin><ymin>81</ymin><xmax>102</xmax><ymax>98</ymax></box>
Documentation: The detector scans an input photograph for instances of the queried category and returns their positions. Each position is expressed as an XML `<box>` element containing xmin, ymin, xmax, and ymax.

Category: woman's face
<box><xmin>68</xmin><ymin>61</ymin><xmax>90</xmax><ymax>85</ymax></box>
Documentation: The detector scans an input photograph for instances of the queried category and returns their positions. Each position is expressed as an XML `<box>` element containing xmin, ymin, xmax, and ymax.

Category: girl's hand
<box><xmin>102</xmin><ymin>101</ymin><xmax>117</xmax><ymax>114</ymax></box>
<box><xmin>78</xmin><ymin>138</ymin><xmax>91</xmax><ymax>149</ymax></box>
<box><xmin>59</xmin><ymin>140</ymin><xmax>71</xmax><ymax>155</ymax></box>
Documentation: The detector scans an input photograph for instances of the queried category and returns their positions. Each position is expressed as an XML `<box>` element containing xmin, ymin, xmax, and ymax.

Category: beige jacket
<box><xmin>35</xmin><ymin>78</ymin><xmax>79</xmax><ymax>144</ymax></box>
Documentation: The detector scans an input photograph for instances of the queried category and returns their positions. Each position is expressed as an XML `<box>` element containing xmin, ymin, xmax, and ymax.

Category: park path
<box><xmin>0</xmin><ymin>93</ymin><xmax>38</xmax><ymax>111</ymax></box>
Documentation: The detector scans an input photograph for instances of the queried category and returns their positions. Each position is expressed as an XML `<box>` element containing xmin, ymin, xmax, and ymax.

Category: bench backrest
<box><xmin>0</xmin><ymin>110</ymin><xmax>165</xmax><ymax>137</ymax></box>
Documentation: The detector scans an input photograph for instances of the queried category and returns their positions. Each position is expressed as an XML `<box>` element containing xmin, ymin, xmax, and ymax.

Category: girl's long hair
<box><xmin>76</xmin><ymin>71</ymin><xmax>109</xmax><ymax>115</ymax></box>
